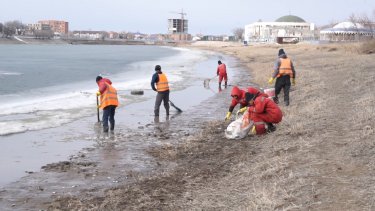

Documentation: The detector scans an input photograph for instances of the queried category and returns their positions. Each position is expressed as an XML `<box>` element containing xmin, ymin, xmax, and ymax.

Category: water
<box><xmin>0</xmin><ymin>44</ymin><xmax>213</xmax><ymax>135</ymax></box>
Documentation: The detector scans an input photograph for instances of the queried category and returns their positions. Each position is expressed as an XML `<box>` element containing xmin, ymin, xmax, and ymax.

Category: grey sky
<box><xmin>1</xmin><ymin>0</ymin><xmax>374</xmax><ymax>35</ymax></box>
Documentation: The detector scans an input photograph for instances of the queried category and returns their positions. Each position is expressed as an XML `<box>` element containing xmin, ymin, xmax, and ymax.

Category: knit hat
<box><xmin>218</xmin><ymin>60</ymin><xmax>222</xmax><ymax>64</ymax></box>
<box><xmin>155</xmin><ymin>65</ymin><xmax>161</xmax><ymax>71</ymax></box>
<box><xmin>96</xmin><ymin>76</ymin><xmax>102</xmax><ymax>82</ymax></box>
<box><xmin>278</xmin><ymin>49</ymin><xmax>286</xmax><ymax>56</ymax></box>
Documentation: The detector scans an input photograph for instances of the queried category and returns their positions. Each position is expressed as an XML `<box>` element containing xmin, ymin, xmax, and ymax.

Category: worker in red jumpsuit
<box><xmin>217</xmin><ymin>60</ymin><xmax>227</xmax><ymax>87</ymax></box>
<box><xmin>225</xmin><ymin>86</ymin><xmax>269</xmax><ymax>121</ymax></box>
<box><xmin>245</xmin><ymin>92</ymin><xmax>282</xmax><ymax>135</ymax></box>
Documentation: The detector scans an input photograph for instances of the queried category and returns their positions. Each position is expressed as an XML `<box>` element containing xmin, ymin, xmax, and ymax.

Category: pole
<box><xmin>96</xmin><ymin>95</ymin><xmax>100</xmax><ymax>122</ymax></box>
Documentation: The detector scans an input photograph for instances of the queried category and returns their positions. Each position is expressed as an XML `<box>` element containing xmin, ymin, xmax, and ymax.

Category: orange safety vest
<box><xmin>100</xmin><ymin>83</ymin><xmax>119</xmax><ymax>109</ymax></box>
<box><xmin>277</xmin><ymin>58</ymin><xmax>293</xmax><ymax>78</ymax></box>
<box><xmin>156</xmin><ymin>73</ymin><xmax>169</xmax><ymax>92</ymax></box>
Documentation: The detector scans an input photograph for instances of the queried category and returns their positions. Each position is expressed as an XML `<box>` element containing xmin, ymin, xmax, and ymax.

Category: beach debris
<box><xmin>130</xmin><ymin>89</ymin><xmax>144</xmax><ymax>95</ymax></box>
<box><xmin>225</xmin><ymin>112</ymin><xmax>253</xmax><ymax>140</ymax></box>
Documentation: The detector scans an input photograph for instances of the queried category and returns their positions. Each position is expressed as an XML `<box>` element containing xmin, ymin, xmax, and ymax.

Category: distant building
<box><xmin>320</xmin><ymin>22</ymin><xmax>375</xmax><ymax>41</ymax></box>
<box><xmin>244</xmin><ymin>15</ymin><xmax>316</xmax><ymax>43</ymax></box>
<box><xmin>27</xmin><ymin>23</ymin><xmax>51</xmax><ymax>31</ymax></box>
<box><xmin>168</xmin><ymin>18</ymin><xmax>191</xmax><ymax>41</ymax></box>
<box><xmin>108</xmin><ymin>31</ymin><xmax>119</xmax><ymax>39</ymax></box>
<box><xmin>72</xmin><ymin>31</ymin><xmax>108</xmax><ymax>40</ymax></box>
<box><xmin>38</xmin><ymin>20</ymin><xmax>69</xmax><ymax>34</ymax></box>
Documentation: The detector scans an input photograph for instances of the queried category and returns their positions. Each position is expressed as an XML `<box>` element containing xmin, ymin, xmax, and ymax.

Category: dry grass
<box><xmin>45</xmin><ymin>42</ymin><xmax>375</xmax><ymax>211</ymax></box>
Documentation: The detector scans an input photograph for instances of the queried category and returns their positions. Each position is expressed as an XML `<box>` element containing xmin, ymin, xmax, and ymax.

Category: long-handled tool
<box><xmin>169</xmin><ymin>100</ymin><xmax>182</xmax><ymax>112</ymax></box>
<box><xmin>96</xmin><ymin>95</ymin><xmax>100</xmax><ymax>122</ymax></box>
<box><xmin>204</xmin><ymin>75</ymin><xmax>218</xmax><ymax>87</ymax></box>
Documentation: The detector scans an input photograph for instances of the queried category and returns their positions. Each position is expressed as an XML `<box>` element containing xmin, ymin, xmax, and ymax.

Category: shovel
<box><xmin>169</xmin><ymin>100</ymin><xmax>182</xmax><ymax>112</ymax></box>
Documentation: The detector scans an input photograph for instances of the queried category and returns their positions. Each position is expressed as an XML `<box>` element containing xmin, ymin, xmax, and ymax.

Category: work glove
<box><xmin>268</xmin><ymin>77</ymin><xmax>275</xmax><ymax>85</ymax></box>
<box><xmin>251</xmin><ymin>125</ymin><xmax>257</xmax><ymax>135</ymax></box>
<box><xmin>225</xmin><ymin>111</ymin><xmax>232</xmax><ymax>121</ymax></box>
<box><xmin>291</xmin><ymin>78</ymin><xmax>296</xmax><ymax>86</ymax></box>
<box><xmin>236</xmin><ymin>106</ymin><xmax>248</xmax><ymax>115</ymax></box>
<box><xmin>96</xmin><ymin>91</ymin><xmax>101</xmax><ymax>96</ymax></box>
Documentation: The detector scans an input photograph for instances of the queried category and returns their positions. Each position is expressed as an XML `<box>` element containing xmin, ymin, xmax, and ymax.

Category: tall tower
<box><xmin>168</xmin><ymin>9</ymin><xmax>188</xmax><ymax>40</ymax></box>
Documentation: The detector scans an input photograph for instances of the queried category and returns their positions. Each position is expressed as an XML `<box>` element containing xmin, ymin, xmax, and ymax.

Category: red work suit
<box><xmin>248</xmin><ymin>96</ymin><xmax>282</xmax><ymax>135</ymax></box>
<box><xmin>217</xmin><ymin>63</ymin><xmax>227</xmax><ymax>83</ymax></box>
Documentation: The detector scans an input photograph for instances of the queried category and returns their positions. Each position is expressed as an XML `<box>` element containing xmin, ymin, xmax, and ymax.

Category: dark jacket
<box><xmin>272</xmin><ymin>54</ymin><xmax>296</xmax><ymax>79</ymax></box>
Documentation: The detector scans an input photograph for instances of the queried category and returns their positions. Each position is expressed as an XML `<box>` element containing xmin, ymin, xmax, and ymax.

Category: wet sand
<box><xmin>0</xmin><ymin>51</ymin><xmax>248</xmax><ymax>210</ymax></box>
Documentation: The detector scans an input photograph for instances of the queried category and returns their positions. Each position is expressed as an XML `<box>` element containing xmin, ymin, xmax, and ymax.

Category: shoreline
<box><xmin>0</xmin><ymin>50</ymin><xmax>247</xmax><ymax>209</ymax></box>
<box><xmin>1</xmin><ymin>42</ymin><xmax>374</xmax><ymax>210</ymax></box>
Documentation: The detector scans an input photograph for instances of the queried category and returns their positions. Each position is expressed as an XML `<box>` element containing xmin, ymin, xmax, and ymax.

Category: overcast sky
<box><xmin>1</xmin><ymin>0</ymin><xmax>374</xmax><ymax>35</ymax></box>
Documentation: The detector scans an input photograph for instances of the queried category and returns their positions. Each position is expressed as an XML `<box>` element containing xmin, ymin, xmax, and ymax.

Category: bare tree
<box><xmin>232</xmin><ymin>27</ymin><xmax>244</xmax><ymax>41</ymax></box>
<box><xmin>0</xmin><ymin>23</ymin><xmax>3</xmax><ymax>34</ymax></box>
<box><xmin>34</xmin><ymin>29</ymin><xmax>54</xmax><ymax>39</ymax></box>
<box><xmin>358</xmin><ymin>13</ymin><xmax>374</xmax><ymax>39</ymax></box>
<box><xmin>3</xmin><ymin>20</ymin><xmax>26</xmax><ymax>37</ymax></box>
<box><xmin>348</xmin><ymin>13</ymin><xmax>360</xmax><ymax>41</ymax></box>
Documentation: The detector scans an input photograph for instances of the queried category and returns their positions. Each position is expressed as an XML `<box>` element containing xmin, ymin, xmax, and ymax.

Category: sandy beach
<box><xmin>1</xmin><ymin>41</ymin><xmax>374</xmax><ymax>210</ymax></box>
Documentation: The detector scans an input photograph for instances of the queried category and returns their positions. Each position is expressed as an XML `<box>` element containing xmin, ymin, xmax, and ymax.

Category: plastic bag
<box><xmin>225</xmin><ymin>111</ymin><xmax>253</xmax><ymax>140</ymax></box>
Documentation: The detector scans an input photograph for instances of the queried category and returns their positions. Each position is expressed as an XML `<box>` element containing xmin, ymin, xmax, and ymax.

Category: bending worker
<box><xmin>245</xmin><ymin>92</ymin><xmax>282</xmax><ymax>135</ymax></box>
<box><xmin>225</xmin><ymin>86</ymin><xmax>268</xmax><ymax>121</ymax></box>
<box><xmin>96</xmin><ymin>76</ymin><xmax>119</xmax><ymax>132</ymax></box>
<box><xmin>151</xmin><ymin>65</ymin><xmax>170</xmax><ymax>117</ymax></box>
<box><xmin>217</xmin><ymin>60</ymin><xmax>228</xmax><ymax>87</ymax></box>
<box><xmin>268</xmin><ymin>49</ymin><xmax>296</xmax><ymax>106</ymax></box>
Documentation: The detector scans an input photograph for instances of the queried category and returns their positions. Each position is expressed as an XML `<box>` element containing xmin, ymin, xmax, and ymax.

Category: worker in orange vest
<box><xmin>268</xmin><ymin>49</ymin><xmax>296</xmax><ymax>106</ymax></box>
<box><xmin>151</xmin><ymin>65</ymin><xmax>170</xmax><ymax>117</ymax></box>
<box><xmin>217</xmin><ymin>60</ymin><xmax>228</xmax><ymax>87</ymax></box>
<box><xmin>96</xmin><ymin>76</ymin><xmax>119</xmax><ymax>132</ymax></box>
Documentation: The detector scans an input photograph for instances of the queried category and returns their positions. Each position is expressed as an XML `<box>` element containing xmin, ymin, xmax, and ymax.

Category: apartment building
<box><xmin>38</xmin><ymin>20</ymin><xmax>69</xmax><ymax>34</ymax></box>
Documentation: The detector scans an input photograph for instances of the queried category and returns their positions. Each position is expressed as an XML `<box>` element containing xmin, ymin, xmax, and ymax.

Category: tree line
<box><xmin>0</xmin><ymin>20</ymin><xmax>26</xmax><ymax>37</ymax></box>
<box><xmin>0</xmin><ymin>20</ymin><xmax>54</xmax><ymax>39</ymax></box>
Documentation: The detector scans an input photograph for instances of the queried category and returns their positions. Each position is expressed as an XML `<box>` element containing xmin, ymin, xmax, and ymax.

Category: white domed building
<box><xmin>320</xmin><ymin>22</ymin><xmax>374</xmax><ymax>41</ymax></box>
<box><xmin>244</xmin><ymin>15</ymin><xmax>316</xmax><ymax>44</ymax></box>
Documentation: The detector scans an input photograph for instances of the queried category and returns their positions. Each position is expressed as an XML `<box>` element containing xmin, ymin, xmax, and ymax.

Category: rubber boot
<box><xmin>266</xmin><ymin>123</ymin><xmax>276</xmax><ymax>133</ymax></box>
<box><xmin>224</xmin><ymin>81</ymin><xmax>227</xmax><ymax>88</ymax></box>
<box><xmin>103</xmin><ymin>127</ymin><xmax>109</xmax><ymax>133</ymax></box>
<box><xmin>110</xmin><ymin>123</ymin><xmax>114</xmax><ymax>131</ymax></box>
<box><xmin>273</xmin><ymin>96</ymin><xmax>279</xmax><ymax>104</ymax></box>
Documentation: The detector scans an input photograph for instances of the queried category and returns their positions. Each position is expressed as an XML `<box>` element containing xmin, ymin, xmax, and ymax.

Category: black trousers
<box><xmin>102</xmin><ymin>105</ymin><xmax>116</xmax><ymax>131</ymax></box>
<box><xmin>275</xmin><ymin>75</ymin><xmax>291</xmax><ymax>105</ymax></box>
<box><xmin>154</xmin><ymin>90</ymin><xmax>170</xmax><ymax>116</ymax></box>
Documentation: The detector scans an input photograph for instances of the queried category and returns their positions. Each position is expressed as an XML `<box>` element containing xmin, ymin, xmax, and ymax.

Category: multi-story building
<box><xmin>168</xmin><ymin>18</ymin><xmax>190</xmax><ymax>41</ymax></box>
<box><xmin>244</xmin><ymin>15</ymin><xmax>316</xmax><ymax>43</ymax></box>
<box><xmin>27</xmin><ymin>23</ymin><xmax>51</xmax><ymax>31</ymax></box>
<box><xmin>38</xmin><ymin>20</ymin><xmax>69</xmax><ymax>34</ymax></box>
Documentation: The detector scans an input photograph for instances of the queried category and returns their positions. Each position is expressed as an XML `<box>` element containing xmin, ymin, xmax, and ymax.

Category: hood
<box><xmin>247</xmin><ymin>87</ymin><xmax>260</xmax><ymax>96</ymax></box>
<box><xmin>231</xmin><ymin>86</ymin><xmax>241</xmax><ymax>97</ymax></box>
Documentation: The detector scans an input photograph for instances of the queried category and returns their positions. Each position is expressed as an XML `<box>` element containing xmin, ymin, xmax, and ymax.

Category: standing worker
<box><xmin>217</xmin><ymin>60</ymin><xmax>228</xmax><ymax>87</ymax></box>
<box><xmin>268</xmin><ymin>49</ymin><xmax>296</xmax><ymax>106</ymax></box>
<box><xmin>245</xmin><ymin>92</ymin><xmax>282</xmax><ymax>135</ymax></box>
<box><xmin>225</xmin><ymin>86</ymin><xmax>269</xmax><ymax>121</ymax></box>
<box><xmin>96</xmin><ymin>76</ymin><xmax>119</xmax><ymax>132</ymax></box>
<box><xmin>151</xmin><ymin>65</ymin><xmax>169</xmax><ymax>117</ymax></box>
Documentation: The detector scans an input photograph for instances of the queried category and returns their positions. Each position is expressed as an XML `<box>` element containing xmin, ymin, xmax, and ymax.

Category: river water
<box><xmin>0</xmin><ymin>44</ymin><xmax>238</xmax><ymax>187</ymax></box>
